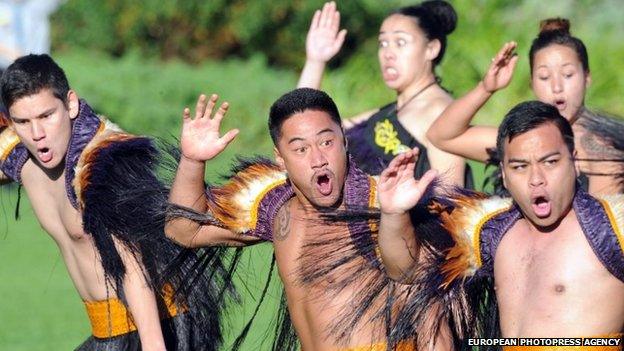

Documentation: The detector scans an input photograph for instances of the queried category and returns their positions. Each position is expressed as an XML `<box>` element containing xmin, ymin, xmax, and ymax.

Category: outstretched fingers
<box><xmin>211</xmin><ymin>101</ymin><xmax>229</xmax><ymax>125</ymax></box>
<box><xmin>220</xmin><ymin>128</ymin><xmax>240</xmax><ymax>147</ymax></box>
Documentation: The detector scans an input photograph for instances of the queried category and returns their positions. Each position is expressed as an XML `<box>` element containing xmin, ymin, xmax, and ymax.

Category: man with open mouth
<box><xmin>371</xmin><ymin>100</ymin><xmax>624</xmax><ymax>348</ymax></box>
<box><xmin>165</xmin><ymin>87</ymin><xmax>452</xmax><ymax>350</ymax></box>
<box><xmin>0</xmin><ymin>54</ymin><xmax>227</xmax><ymax>351</ymax></box>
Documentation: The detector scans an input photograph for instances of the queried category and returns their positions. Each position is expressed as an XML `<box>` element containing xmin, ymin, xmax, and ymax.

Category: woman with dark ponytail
<box><xmin>298</xmin><ymin>1</ymin><xmax>473</xmax><ymax>188</ymax></box>
<box><xmin>427</xmin><ymin>18</ymin><xmax>624</xmax><ymax>195</ymax></box>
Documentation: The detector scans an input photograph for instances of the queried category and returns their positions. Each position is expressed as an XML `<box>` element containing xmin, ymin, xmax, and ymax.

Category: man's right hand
<box><xmin>378</xmin><ymin>148</ymin><xmax>437</xmax><ymax>215</ymax></box>
<box><xmin>305</xmin><ymin>1</ymin><xmax>347</xmax><ymax>64</ymax></box>
<box><xmin>482</xmin><ymin>41</ymin><xmax>519</xmax><ymax>93</ymax></box>
<box><xmin>180</xmin><ymin>94</ymin><xmax>239</xmax><ymax>163</ymax></box>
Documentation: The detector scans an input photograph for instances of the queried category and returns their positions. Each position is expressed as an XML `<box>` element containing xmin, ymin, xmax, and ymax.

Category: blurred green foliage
<box><xmin>53</xmin><ymin>0</ymin><xmax>624</xmax><ymax>120</ymax></box>
<box><xmin>51</xmin><ymin>0</ymin><xmax>402</xmax><ymax>66</ymax></box>
<box><xmin>4</xmin><ymin>1</ymin><xmax>624</xmax><ymax>349</ymax></box>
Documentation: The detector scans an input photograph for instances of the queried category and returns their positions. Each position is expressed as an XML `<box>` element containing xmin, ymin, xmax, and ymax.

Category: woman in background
<box><xmin>298</xmin><ymin>1</ymin><xmax>472</xmax><ymax>187</ymax></box>
<box><xmin>427</xmin><ymin>18</ymin><xmax>624</xmax><ymax>195</ymax></box>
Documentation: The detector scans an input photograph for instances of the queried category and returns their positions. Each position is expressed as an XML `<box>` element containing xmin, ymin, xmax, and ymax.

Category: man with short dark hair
<box><xmin>375</xmin><ymin>100</ymin><xmax>624</xmax><ymax>345</ymax></box>
<box><xmin>0</xmin><ymin>54</ymin><xmax>223</xmax><ymax>350</ymax></box>
<box><xmin>165</xmin><ymin>88</ymin><xmax>451</xmax><ymax>350</ymax></box>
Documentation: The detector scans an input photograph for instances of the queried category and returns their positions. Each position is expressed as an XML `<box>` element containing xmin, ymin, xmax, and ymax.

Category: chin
<box><xmin>312</xmin><ymin>196</ymin><xmax>340</xmax><ymax>209</ymax></box>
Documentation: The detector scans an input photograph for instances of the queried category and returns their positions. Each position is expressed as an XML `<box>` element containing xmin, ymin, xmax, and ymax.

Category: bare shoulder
<box><xmin>400</xmin><ymin>92</ymin><xmax>453</xmax><ymax>138</ymax></box>
<box><xmin>273</xmin><ymin>199</ymin><xmax>292</xmax><ymax>241</ymax></box>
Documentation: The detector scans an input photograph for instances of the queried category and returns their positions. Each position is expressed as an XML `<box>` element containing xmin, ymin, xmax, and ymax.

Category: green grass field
<box><xmin>1</xmin><ymin>1</ymin><xmax>623</xmax><ymax>348</ymax></box>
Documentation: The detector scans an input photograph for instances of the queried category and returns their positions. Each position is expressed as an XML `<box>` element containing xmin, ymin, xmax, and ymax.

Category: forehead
<box><xmin>8</xmin><ymin>89</ymin><xmax>61</xmax><ymax>118</ymax></box>
<box><xmin>534</xmin><ymin>44</ymin><xmax>581</xmax><ymax>68</ymax></box>
<box><xmin>279</xmin><ymin>110</ymin><xmax>340</xmax><ymax>140</ymax></box>
<box><xmin>504</xmin><ymin>123</ymin><xmax>568</xmax><ymax>158</ymax></box>
<box><xmin>379</xmin><ymin>14</ymin><xmax>420</xmax><ymax>35</ymax></box>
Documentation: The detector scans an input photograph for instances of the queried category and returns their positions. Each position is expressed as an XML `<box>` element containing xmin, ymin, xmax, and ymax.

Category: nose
<box><xmin>31</xmin><ymin>120</ymin><xmax>45</xmax><ymax>141</ymax></box>
<box><xmin>310</xmin><ymin>146</ymin><xmax>328</xmax><ymax>169</ymax></box>
<box><xmin>529</xmin><ymin>165</ymin><xmax>546</xmax><ymax>187</ymax></box>
<box><xmin>381</xmin><ymin>46</ymin><xmax>396</xmax><ymax>61</ymax></box>
<box><xmin>551</xmin><ymin>76</ymin><xmax>563</xmax><ymax>93</ymax></box>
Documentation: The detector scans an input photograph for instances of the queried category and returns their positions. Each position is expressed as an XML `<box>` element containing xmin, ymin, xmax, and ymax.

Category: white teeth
<box><xmin>386</xmin><ymin>67</ymin><xmax>397</xmax><ymax>74</ymax></box>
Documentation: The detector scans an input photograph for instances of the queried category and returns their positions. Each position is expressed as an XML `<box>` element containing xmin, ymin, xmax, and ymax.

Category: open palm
<box><xmin>378</xmin><ymin>149</ymin><xmax>437</xmax><ymax>215</ymax></box>
<box><xmin>483</xmin><ymin>41</ymin><xmax>519</xmax><ymax>93</ymax></box>
<box><xmin>305</xmin><ymin>1</ymin><xmax>347</xmax><ymax>63</ymax></box>
<box><xmin>180</xmin><ymin>94</ymin><xmax>239</xmax><ymax>162</ymax></box>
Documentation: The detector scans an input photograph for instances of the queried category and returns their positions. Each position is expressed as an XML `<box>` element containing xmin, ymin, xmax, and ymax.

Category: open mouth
<box><xmin>382</xmin><ymin>66</ymin><xmax>399</xmax><ymax>81</ymax></box>
<box><xmin>554</xmin><ymin>99</ymin><xmax>566</xmax><ymax>111</ymax></box>
<box><xmin>37</xmin><ymin>147</ymin><xmax>53</xmax><ymax>163</ymax></box>
<box><xmin>531</xmin><ymin>195</ymin><xmax>551</xmax><ymax>218</ymax></box>
<box><xmin>314</xmin><ymin>172</ymin><xmax>333</xmax><ymax>196</ymax></box>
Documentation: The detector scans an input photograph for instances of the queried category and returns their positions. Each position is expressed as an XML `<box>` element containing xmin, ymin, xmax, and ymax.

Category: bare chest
<box><xmin>21</xmin><ymin>164</ymin><xmax>86</xmax><ymax>242</ymax></box>
<box><xmin>494</xmin><ymin>219</ymin><xmax>614</xmax><ymax>300</ymax></box>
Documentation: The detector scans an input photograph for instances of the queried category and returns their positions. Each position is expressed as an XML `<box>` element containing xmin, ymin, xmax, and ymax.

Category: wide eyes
<box><xmin>378</xmin><ymin>38</ymin><xmax>409</xmax><ymax>48</ymax></box>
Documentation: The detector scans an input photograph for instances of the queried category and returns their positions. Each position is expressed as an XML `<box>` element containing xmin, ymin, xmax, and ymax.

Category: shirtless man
<box><xmin>165</xmin><ymin>88</ymin><xmax>450</xmax><ymax>350</ymax></box>
<box><xmin>0</xmin><ymin>55</ymin><xmax>210</xmax><ymax>350</ymax></box>
<box><xmin>378</xmin><ymin>100</ymin><xmax>624</xmax><ymax>342</ymax></box>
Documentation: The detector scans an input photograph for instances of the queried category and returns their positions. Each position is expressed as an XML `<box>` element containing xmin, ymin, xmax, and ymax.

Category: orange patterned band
<box><xmin>84</xmin><ymin>285</ymin><xmax>180</xmax><ymax>338</ymax></box>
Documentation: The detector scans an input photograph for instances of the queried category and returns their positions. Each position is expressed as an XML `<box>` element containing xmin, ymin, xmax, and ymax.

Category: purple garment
<box><xmin>478</xmin><ymin>188</ymin><xmax>624</xmax><ymax>282</ymax></box>
<box><xmin>63</xmin><ymin>101</ymin><xmax>102</xmax><ymax>209</ymax></box>
<box><xmin>249</xmin><ymin>158</ymin><xmax>374</xmax><ymax>246</ymax></box>
<box><xmin>0</xmin><ymin>99</ymin><xmax>100</xmax><ymax>209</ymax></box>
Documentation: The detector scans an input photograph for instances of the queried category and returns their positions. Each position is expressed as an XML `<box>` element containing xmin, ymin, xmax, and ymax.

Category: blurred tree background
<box><xmin>1</xmin><ymin>0</ymin><xmax>623</xmax><ymax>350</ymax></box>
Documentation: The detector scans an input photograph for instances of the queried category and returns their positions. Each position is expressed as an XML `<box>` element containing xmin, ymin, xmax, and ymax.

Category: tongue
<box><xmin>317</xmin><ymin>178</ymin><xmax>332</xmax><ymax>196</ymax></box>
<box><xmin>532</xmin><ymin>200</ymin><xmax>551</xmax><ymax>217</ymax></box>
<box><xmin>38</xmin><ymin>149</ymin><xmax>53</xmax><ymax>163</ymax></box>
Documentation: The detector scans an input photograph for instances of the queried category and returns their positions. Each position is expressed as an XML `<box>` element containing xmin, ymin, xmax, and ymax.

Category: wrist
<box><xmin>478</xmin><ymin>80</ymin><xmax>496</xmax><ymax>95</ymax></box>
<box><xmin>380</xmin><ymin>209</ymin><xmax>409</xmax><ymax>217</ymax></box>
<box><xmin>304</xmin><ymin>58</ymin><xmax>327</xmax><ymax>68</ymax></box>
<box><xmin>180</xmin><ymin>154</ymin><xmax>207</xmax><ymax>169</ymax></box>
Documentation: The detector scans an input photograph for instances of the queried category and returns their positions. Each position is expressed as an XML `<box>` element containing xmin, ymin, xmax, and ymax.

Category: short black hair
<box><xmin>496</xmin><ymin>101</ymin><xmax>574</xmax><ymax>161</ymax></box>
<box><xmin>268</xmin><ymin>88</ymin><xmax>342</xmax><ymax>145</ymax></box>
<box><xmin>392</xmin><ymin>0</ymin><xmax>457</xmax><ymax>67</ymax></box>
<box><xmin>1</xmin><ymin>54</ymin><xmax>70</xmax><ymax>110</ymax></box>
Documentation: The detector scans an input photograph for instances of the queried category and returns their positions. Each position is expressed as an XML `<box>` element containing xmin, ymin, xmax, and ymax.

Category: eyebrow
<box><xmin>536</xmin><ymin>62</ymin><xmax>576</xmax><ymax>69</ymax></box>
<box><xmin>287</xmin><ymin>137</ymin><xmax>305</xmax><ymax>145</ymax></box>
<box><xmin>287</xmin><ymin>129</ymin><xmax>335</xmax><ymax>144</ymax></box>
<box><xmin>538</xmin><ymin>151</ymin><xmax>561</xmax><ymax>161</ymax></box>
<box><xmin>317</xmin><ymin>128</ymin><xmax>335</xmax><ymax>136</ymax></box>
<box><xmin>10</xmin><ymin>107</ymin><xmax>56</xmax><ymax>122</ymax></box>
<box><xmin>508</xmin><ymin>151</ymin><xmax>561</xmax><ymax>163</ymax></box>
<box><xmin>379</xmin><ymin>31</ymin><xmax>412</xmax><ymax>36</ymax></box>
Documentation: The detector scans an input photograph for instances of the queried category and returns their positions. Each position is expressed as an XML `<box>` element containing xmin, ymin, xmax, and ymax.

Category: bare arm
<box><xmin>115</xmin><ymin>239</ymin><xmax>166</xmax><ymax>351</ymax></box>
<box><xmin>377</xmin><ymin>148</ymin><xmax>437</xmax><ymax>281</ymax></box>
<box><xmin>426</xmin><ymin>42</ymin><xmax>518</xmax><ymax>162</ymax></box>
<box><xmin>426</xmin><ymin>143</ymin><xmax>466</xmax><ymax>186</ymax></box>
<box><xmin>165</xmin><ymin>94</ymin><xmax>260</xmax><ymax>247</ymax></box>
<box><xmin>297</xmin><ymin>1</ymin><xmax>346</xmax><ymax>89</ymax></box>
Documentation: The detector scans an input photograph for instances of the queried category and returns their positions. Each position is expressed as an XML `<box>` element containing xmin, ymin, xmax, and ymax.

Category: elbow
<box><xmin>426</xmin><ymin>128</ymin><xmax>444</xmax><ymax>149</ymax></box>
<box><xmin>164</xmin><ymin>220</ymin><xmax>198</xmax><ymax>248</ymax></box>
<box><xmin>383</xmin><ymin>263</ymin><xmax>416</xmax><ymax>284</ymax></box>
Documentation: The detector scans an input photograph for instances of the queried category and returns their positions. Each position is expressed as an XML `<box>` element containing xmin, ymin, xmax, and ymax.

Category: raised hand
<box><xmin>179</xmin><ymin>94</ymin><xmax>239</xmax><ymax>162</ymax></box>
<box><xmin>378</xmin><ymin>148</ymin><xmax>437</xmax><ymax>215</ymax></box>
<box><xmin>482</xmin><ymin>41</ymin><xmax>519</xmax><ymax>93</ymax></box>
<box><xmin>305</xmin><ymin>1</ymin><xmax>347</xmax><ymax>63</ymax></box>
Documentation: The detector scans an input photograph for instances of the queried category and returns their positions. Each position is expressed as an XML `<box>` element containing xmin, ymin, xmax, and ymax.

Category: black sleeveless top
<box><xmin>345</xmin><ymin>103</ymin><xmax>474</xmax><ymax>188</ymax></box>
